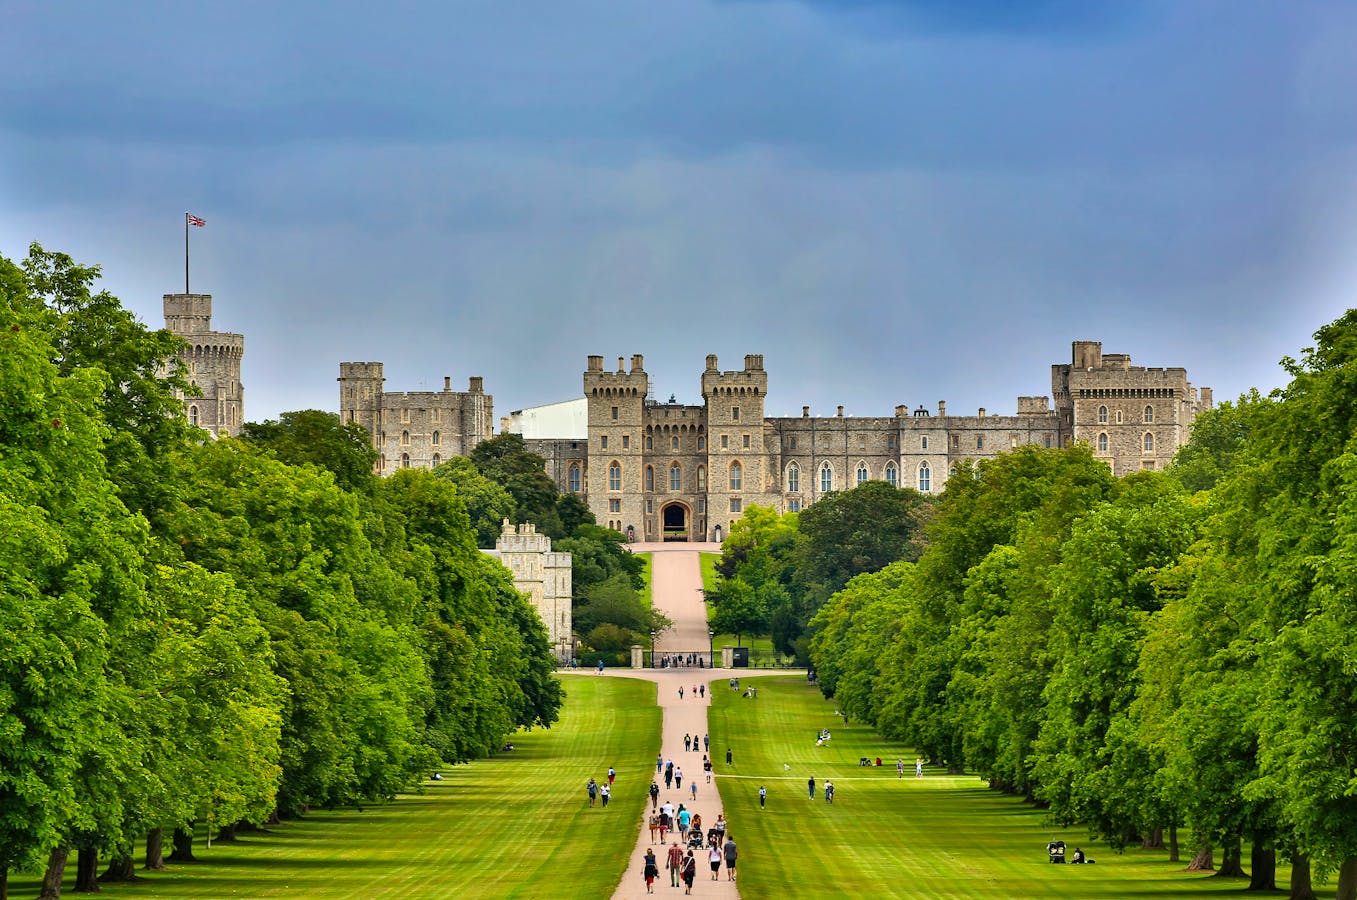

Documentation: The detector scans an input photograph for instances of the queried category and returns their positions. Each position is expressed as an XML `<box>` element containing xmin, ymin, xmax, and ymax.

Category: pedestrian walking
<box><xmin>824</xmin><ymin>780</ymin><xmax>833</xmax><ymax>803</ymax></box>
<box><xmin>708</xmin><ymin>843</ymin><xmax>722</xmax><ymax>880</ymax></box>
<box><xmin>658</xmin><ymin>810</ymin><xmax>670</xmax><ymax>842</ymax></box>
<box><xmin>667</xmin><ymin>842</ymin><xmax>683</xmax><ymax>888</ymax></box>
<box><xmin>700</xmin><ymin>684</ymin><xmax>705</xmax><ymax>698</ymax></box>
<box><xmin>690</xmin><ymin>781</ymin><xmax>697</xmax><ymax>801</ymax></box>
<box><xmin>682</xmin><ymin>849</ymin><xmax>697</xmax><ymax>894</ymax></box>
<box><xmin>643</xmin><ymin>848</ymin><xmax>659</xmax><ymax>894</ymax></box>
<box><xmin>649</xmin><ymin>812</ymin><xmax>659</xmax><ymax>843</ymax></box>
<box><xmin>684</xmin><ymin>733</ymin><xmax>691</xmax><ymax>752</ymax></box>
<box><xmin>759</xmin><ymin>785</ymin><xmax>767</xmax><ymax>808</ymax></box>
<box><xmin>679</xmin><ymin>685</ymin><xmax>684</xmax><ymax>699</ymax></box>
<box><xmin>665</xmin><ymin>765</ymin><xmax>673</xmax><ymax>790</ymax></box>
<box><xmin>704</xmin><ymin>734</ymin><xmax>710</xmax><ymax>752</ymax></box>
<box><xmin>704</xmin><ymin>757</ymin><xmax>713</xmax><ymax>783</ymax></box>
<box><xmin>649</xmin><ymin>780</ymin><xmax>660</xmax><ymax>809</ymax></box>
<box><xmin>676</xmin><ymin>766</ymin><xmax>683</xmax><ymax>789</ymax></box>
<box><xmin>897</xmin><ymin>758</ymin><xmax>905</xmax><ymax>778</ymax></box>
<box><xmin>726</xmin><ymin>747</ymin><xmax>733</xmax><ymax>766</ymax></box>
<box><xmin>678</xmin><ymin>806</ymin><xmax>691</xmax><ymax>839</ymax></box>
<box><xmin>916</xmin><ymin>757</ymin><xmax>924</xmax><ymax>777</ymax></box>
<box><xmin>657</xmin><ymin>753</ymin><xmax>663</xmax><ymax>774</ymax></box>
<box><xmin>601</xmin><ymin>783</ymin><xmax>611</xmax><ymax>807</ymax></box>
<box><xmin>723</xmin><ymin>836</ymin><xmax>738</xmax><ymax>880</ymax></box>
<box><xmin>597</xmin><ymin>660</ymin><xmax>604</xmax><ymax>674</ymax></box>
<box><xmin>608</xmin><ymin>766</ymin><xmax>616</xmax><ymax>786</ymax></box>
<box><xmin>808</xmin><ymin>776</ymin><xmax>816</xmax><ymax>799</ymax></box>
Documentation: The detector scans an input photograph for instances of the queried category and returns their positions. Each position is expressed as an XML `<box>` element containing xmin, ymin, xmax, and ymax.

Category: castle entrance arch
<box><xmin>661</xmin><ymin>502</ymin><xmax>690</xmax><ymax>542</ymax></box>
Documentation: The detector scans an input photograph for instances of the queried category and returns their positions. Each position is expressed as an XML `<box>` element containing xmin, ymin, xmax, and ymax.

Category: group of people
<box><xmin>676</xmin><ymin>684</ymin><xmax>706</xmax><ymax>699</ymax></box>
<box><xmin>657</xmin><ymin>653</ymin><xmax>706</xmax><ymax>669</ymax></box>
<box><xmin>805</xmin><ymin>776</ymin><xmax>835</xmax><ymax>803</ymax></box>
<box><xmin>585</xmin><ymin>766</ymin><xmax>618</xmax><ymax>808</ymax></box>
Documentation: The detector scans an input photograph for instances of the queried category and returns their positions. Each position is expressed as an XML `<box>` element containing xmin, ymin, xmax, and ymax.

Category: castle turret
<box><xmin>338</xmin><ymin>362</ymin><xmax>386</xmax><ymax>465</ymax></box>
<box><xmin>584</xmin><ymin>353</ymin><xmax>649</xmax><ymax>537</ymax></box>
<box><xmin>164</xmin><ymin>293</ymin><xmax>244</xmax><ymax>437</ymax></box>
<box><xmin>702</xmin><ymin>353</ymin><xmax>770</xmax><ymax>540</ymax></box>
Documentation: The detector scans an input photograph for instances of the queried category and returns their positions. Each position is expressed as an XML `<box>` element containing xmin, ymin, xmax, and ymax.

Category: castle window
<box><xmin>609</xmin><ymin>499</ymin><xmax>621</xmax><ymax>513</ymax></box>
<box><xmin>646</xmin><ymin>435</ymin><xmax>653</xmax><ymax>450</ymax></box>
<box><xmin>601</xmin><ymin>435</ymin><xmax>608</xmax><ymax>449</ymax></box>
<box><xmin>730</xmin><ymin>497</ymin><xmax>742</xmax><ymax>513</ymax></box>
<box><xmin>1143</xmin><ymin>460</ymin><xmax>1156</xmax><ymax>471</ymax></box>
<box><xmin>670</xmin><ymin>463</ymin><xmax>682</xmax><ymax>491</ymax></box>
<box><xmin>646</xmin><ymin>499</ymin><xmax>653</xmax><ymax>514</ymax></box>
<box><xmin>348</xmin><ymin>411</ymin><xmax>355</xmax><ymax>424</ymax></box>
<box><xmin>432</xmin><ymin>453</ymin><xmax>441</xmax><ymax>466</ymax></box>
<box><xmin>951</xmin><ymin>435</ymin><xmax>959</xmax><ymax>450</ymax></box>
<box><xmin>1098</xmin><ymin>432</ymin><xmax>1109</xmax><ymax>452</ymax></box>
<box><xmin>189</xmin><ymin>405</ymin><xmax>199</xmax><ymax>427</ymax></box>
<box><xmin>645</xmin><ymin>465</ymin><xmax>654</xmax><ymax>492</ymax></box>
<box><xmin>1143</xmin><ymin>432</ymin><xmax>1155</xmax><ymax>453</ymax></box>
<box><xmin>729</xmin><ymin>461</ymin><xmax>743</xmax><ymax>490</ymax></box>
<box><xmin>789</xmin><ymin>436</ymin><xmax>797</xmax><ymax>450</ymax></box>
<box><xmin>1044</xmin><ymin>435</ymin><xmax>1052</xmax><ymax>449</ymax></box>
<box><xmin>820</xmin><ymin>462</ymin><xmax>834</xmax><ymax>493</ymax></box>
<box><xmin>921</xmin><ymin>436</ymin><xmax>928</xmax><ymax>450</ymax></box>
<box><xmin>721</xmin><ymin>435</ymin><xmax>729</xmax><ymax>450</ymax></box>
<box><xmin>401</xmin><ymin>430</ymin><xmax>410</xmax><ymax>446</ymax></box>
<box><xmin>859</xmin><ymin>438</ymin><xmax>866</xmax><ymax>450</ymax></box>
<box><xmin>787</xmin><ymin>462</ymin><xmax>800</xmax><ymax>493</ymax></box>
<box><xmin>822</xmin><ymin>437</ymin><xmax>829</xmax><ymax>450</ymax></box>
<box><xmin>743</xmin><ymin>434</ymin><xmax>750</xmax><ymax>449</ymax></box>
<box><xmin>885</xmin><ymin>462</ymin><xmax>898</xmax><ymax>488</ymax></box>
<box><xmin>1144</xmin><ymin>405</ymin><xmax>1154</xmax><ymax>424</ymax></box>
<box><xmin>888</xmin><ymin>435</ymin><xmax>895</xmax><ymax>449</ymax></box>
<box><xmin>402</xmin><ymin>408</ymin><xmax>410</xmax><ymax>423</ymax></box>
<box><xmin>401</xmin><ymin>453</ymin><xmax>410</xmax><ymax>468</ymax></box>
<box><xmin>918</xmin><ymin>461</ymin><xmax>931</xmax><ymax>492</ymax></box>
<box><xmin>698</xmin><ymin>436</ymin><xmax>706</xmax><ymax>451</ymax></box>
<box><xmin>432</xmin><ymin>408</ymin><xmax>440</xmax><ymax>423</ymax></box>
<box><xmin>672</xmin><ymin>436</ymin><xmax>679</xmax><ymax>451</ymax></box>
<box><xmin>381</xmin><ymin>455</ymin><xmax>386</xmax><ymax>469</ymax></box>
<box><xmin>976</xmin><ymin>436</ymin><xmax>983</xmax><ymax>451</ymax></box>
<box><xmin>1098</xmin><ymin>405</ymin><xmax>1108</xmax><ymax>424</ymax></box>
<box><xmin>788</xmin><ymin>499</ymin><xmax>801</xmax><ymax>513</ymax></box>
<box><xmin>732</xmin><ymin>407</ymin><xmax>740</xmax><ymax>422</ymax></box>
<box><xmin>568</xmin><ymin>464</ymin><xmax>581</xmax><ymax>493</ymax></box>
<box><xmin>1115</xmin><ymin>410</ymin><xmax>1124</xmax><ymax>424</ymax></box>
<box><xmin>611</xmin><ymin>406</ymin><xmax>619</xmax><ymax>421</ymax></box>
<box><xmin>609</xmin><ymin>462</ymin><xmax>622</xmax><ymax>491</ymax></box>
<box><xmin>698</xmin><ymin>498</ymin><xmax>706</xmax><ymax>514</ymax></box>
<box><xmin>857</xmin><ymin>462</ymin><xmax>869</xmax><ymax>485</ymax></box>
<box><xmin>432</xmin><ymin>430</ymin><xmax>441</xmax><ymax>447</ymax></box>
<box><xmin>623</xmin><ymin>435</ymin><xmax>630</xmax><ymax>449</ymax></box>
<box><xmin>697</xmin><ymin>466</ymin><xmax>707</xmax><ymax>491</ymax></box>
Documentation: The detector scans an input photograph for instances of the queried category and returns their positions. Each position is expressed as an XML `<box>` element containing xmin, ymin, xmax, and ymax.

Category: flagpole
<box><xmin>185</xmin><ymin>212</ymin><xmax>190</xmax><ymax>294</ymax></box>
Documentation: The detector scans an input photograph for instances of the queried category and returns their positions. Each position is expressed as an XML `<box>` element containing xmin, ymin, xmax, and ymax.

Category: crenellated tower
<box><xmin>701</xmin><ymin>354</ymin><xmax>770</xmax><ymax>541</ymax></box>
<box><xmin>164</xmin><ymin>293</ymin><xmax>244</xmax><ymax>437</ymax></box>
<box><xmin>584</xmin><ymin>354</ymin><xmax>649</xmax><ymax>538</ymax></box>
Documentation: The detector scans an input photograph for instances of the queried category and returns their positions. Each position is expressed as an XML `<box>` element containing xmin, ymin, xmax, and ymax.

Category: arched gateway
<box><xmin>661</xmin><ymin>502</ymin><xmax>690</xmax><ymax>542</ymax></box>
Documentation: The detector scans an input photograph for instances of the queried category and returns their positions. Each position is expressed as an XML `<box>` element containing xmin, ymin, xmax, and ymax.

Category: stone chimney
<box><xmin>938</xmin><ymin>401</ymin><xmax>947</xmax><ymax>417</ymax></box>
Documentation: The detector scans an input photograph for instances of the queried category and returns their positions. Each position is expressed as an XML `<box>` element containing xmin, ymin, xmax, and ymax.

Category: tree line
<box><xmin>789</xmin><ymin>311</ymin><xmax>1357</xmax><ymax>899</ymax></box>
<box><xmin>0</xmin><ymin>245</ymin><xmax>564</xmax><ymax>898</ymax></box>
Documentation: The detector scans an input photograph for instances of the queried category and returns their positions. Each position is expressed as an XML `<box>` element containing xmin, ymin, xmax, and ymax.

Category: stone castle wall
<box><xmin>164</xmin><ymin>293</ymin><xmax>244</xmax><ymax>437</ymax></box>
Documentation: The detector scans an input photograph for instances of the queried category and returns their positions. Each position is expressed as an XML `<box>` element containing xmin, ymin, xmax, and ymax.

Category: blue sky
<box><xmin>3</xmin><ymin>1</ymin><xmax>1355</xmax><ymax>422</ymax></box>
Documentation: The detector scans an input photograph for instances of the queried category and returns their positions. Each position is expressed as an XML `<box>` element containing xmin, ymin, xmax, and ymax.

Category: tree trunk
<box><xmin>39</xmin><ymin>845</ymin><xmax>70</xmax><ymax>900</ymax></box>
<box><xmin>1246</xmin><ymin>841</ymin><xmax>1275</xmax><ymax>891</ymax></box>
<box><xmin>216</xmin><ymin>822</ymin><xmax>238</xmax><ymax>843</ymax></box>
<box><xmin>2</xmin><ymin>865</ymin><xmax>9</xmax><ymax>900</ymax></box>
<box><xmin>1336</xmin><ymin>857</ymin><xmax>1357</xmax><ymax>900</ymax></box>
<box><xmin>99</xmin><ymin>853</ymin><xmax>136</xmax><ymax>882</ymax></box>
<box><xmin>144</xmin><ymin>828</ymin><xmax>166</xmax><ymax>870</ymax></box>
<box><xmin>73</xmin><ymin>848</ymin><xmax>98</xmax><ymax>893</ymax></box>
<box><xmin>1214</xmin><ymin>836</ymin><xmax>1246</xmax><ymax>878</ymax></box>
<box><xmin>1288</xmin><ymin>854</ymin><xmax>1315</xmax><ymax>900</ymax></box>
<box><xmin>1143</xmin><ymin>827</ymin><xmax>1164</xmax><ymax>849</ymax></box>
<box><xmin>1186</xmin><ymin>842</ymin><xmax>1214</xmax><ymax>872</ymax></box>
<box><xmin>167</xmin><ymin>826</ymin><xmax>196</xmax><ymax>863</ymax></box>
<box><xmin>1168</xmin><ymin>824</ymin><xmax>1179</xmax><ymax>863</ymax></box>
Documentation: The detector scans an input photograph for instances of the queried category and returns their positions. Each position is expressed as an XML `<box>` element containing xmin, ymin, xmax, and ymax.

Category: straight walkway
<box><xmin>605</xmin><ymin>543</ymin><xmax>741</xmax><ymax>899</ymax></box>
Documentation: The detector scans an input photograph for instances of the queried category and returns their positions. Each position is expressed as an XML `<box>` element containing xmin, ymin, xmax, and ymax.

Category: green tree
<box><xmin>709</xmin><ymin>578</ymin><xmax>768</xmax><ymax>647</ymax></box>
<box><xmin>240</xmin><ymin>409</ymin><xmax>378</xmax><ymax>495</ymax></box>
<box><xmin>432</xmin><ymin>456</ymin><xmax>516</xmax><ymax>547</ymax></box>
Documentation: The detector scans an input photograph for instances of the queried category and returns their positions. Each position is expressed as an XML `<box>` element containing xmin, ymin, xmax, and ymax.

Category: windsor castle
<box><xmin>164</xmin><ymin>293</ymin><xmax>1213</xmax><ymax>547</ymax></box>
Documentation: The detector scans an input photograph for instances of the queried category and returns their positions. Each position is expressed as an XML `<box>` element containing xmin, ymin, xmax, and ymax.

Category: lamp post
<box><xmin>709</xmin><ymin>629</ymin><xmax>715</xmax><ymax>669</ymax></box>
<box><xmin>650</xmin><ymin>630</ymin><xmax>656</xmax><ymax>669</ymax></box>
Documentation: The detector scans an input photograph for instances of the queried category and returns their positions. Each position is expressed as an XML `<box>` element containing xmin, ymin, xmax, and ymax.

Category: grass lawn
<box><xmin>10</xmin><ymin>676</ymin><xmax>660</xmax><ymax>900</ymax></box>
<box><xmin>708</xmin><ymin>675</ymin><xmax>1265</xmax><ymax>899</ymax></box>
<box><xmin>699</xmin><ymin>550</ymin><xmax>718</xmax><ymax>596</ymax></box>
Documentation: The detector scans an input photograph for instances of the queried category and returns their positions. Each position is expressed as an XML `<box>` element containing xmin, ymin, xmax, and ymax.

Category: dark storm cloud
<box><xmin>1</xmin><ymin>0</ymin><xmax>1354</xmax><ymax>424</ymax></box>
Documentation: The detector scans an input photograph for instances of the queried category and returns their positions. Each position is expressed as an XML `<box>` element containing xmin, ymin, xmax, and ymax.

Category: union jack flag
<box><xmin>186</xmin><ymin>214</ymin><xmax>205</xmax><ymax>227</ymax></box>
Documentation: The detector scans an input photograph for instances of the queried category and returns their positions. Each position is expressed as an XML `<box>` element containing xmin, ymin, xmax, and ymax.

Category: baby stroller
<box><xmin>1047</xmin><ymin>840</ymin><xmax>1066</xmax><ymax>864</ymax></box>
<box><xmin>687</xmin><ymin>829</ymin><xmax>706</xmax><ymax>851</ymax></box>
<box><xmin>707</xmin><ymin>827</ymin><xmax>724</xmax><ymax>848</ymax></box>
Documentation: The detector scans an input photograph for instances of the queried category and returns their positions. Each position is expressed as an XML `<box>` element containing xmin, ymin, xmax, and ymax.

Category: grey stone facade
<box><xmin>482</xmin><ymin>519</ymin><xmax>573</xmax><ymax>661</ymax></box>
<box><xmin>337</xmin><ymin>364</ymin><xmax>493</xmax><ymax>476</ymax></box>
<box><xmin>517</xmin><ymin>342</ymin><xmax>1211</xmax><ymax>542</ymax></box>
<box><xmin>164</xmin><ymin>293</ymin><xmax>244</xmax><ymax>437</ymax></box>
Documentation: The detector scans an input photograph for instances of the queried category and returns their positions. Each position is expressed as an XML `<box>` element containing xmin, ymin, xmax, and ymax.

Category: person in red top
<box><xmin>667</xmin><ymin>842</ymin><xmax>684</xmax><ymax>887</ymax></box>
